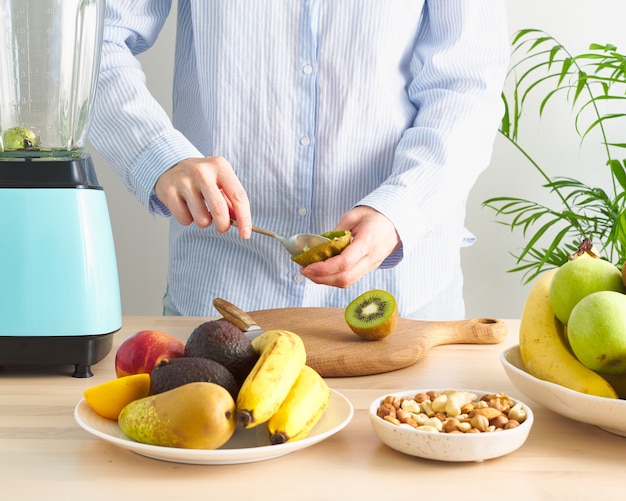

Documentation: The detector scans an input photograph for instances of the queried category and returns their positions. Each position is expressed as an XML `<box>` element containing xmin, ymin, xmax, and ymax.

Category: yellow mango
<box><xmin>83</xmin><ymin>373</ymin><xmax>151</xmax><ymax>420</ymax></box>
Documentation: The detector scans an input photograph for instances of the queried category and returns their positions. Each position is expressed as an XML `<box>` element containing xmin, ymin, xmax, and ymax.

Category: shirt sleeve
<box><xmin>358</xmin><ymin>0</ymin><xmax>510</xmax><ymax>267</ymax></box>
<box><xmin>89</xmin><ymin>0</ymin><xmax>202</xmax><ymax>216</ymax></box>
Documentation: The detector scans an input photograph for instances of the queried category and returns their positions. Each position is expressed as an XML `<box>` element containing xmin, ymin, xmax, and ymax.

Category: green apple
<box><xmin>549</xmin><ymin>256</ymin><xmax>623</xmax><ymax>325</ymax></box>
<box><xmin>568</xmin><ymin>291</ymin><xmax>626</xmax><ymax>375</ymax></box>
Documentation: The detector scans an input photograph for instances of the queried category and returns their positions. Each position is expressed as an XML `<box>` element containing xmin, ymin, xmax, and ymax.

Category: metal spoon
<box><xmin>230</xmin><ymin>219</ymin><xmax>330</xmax><ymax>255</ymax></box>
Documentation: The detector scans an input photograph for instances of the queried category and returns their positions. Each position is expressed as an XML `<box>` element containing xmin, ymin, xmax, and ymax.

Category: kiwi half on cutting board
<box><xmin>344</xmin><ymin>289</ymin><xmax>398</xmax><ymax>341</ymax></box>
<box><xmin>291</xmin><ymin>230</ymin><xmax>351</xmax><ymax>266</ymax></box>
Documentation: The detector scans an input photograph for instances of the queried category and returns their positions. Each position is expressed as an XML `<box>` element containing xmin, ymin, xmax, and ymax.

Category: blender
<box><xmin>0</xmin><ymin>0</ymin><xmax>121</xmax><ymax>377</ymax></box>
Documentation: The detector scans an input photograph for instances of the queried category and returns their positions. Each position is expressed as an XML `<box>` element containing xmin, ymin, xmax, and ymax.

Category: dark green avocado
<box><xmin>184</xmin><ymin>319</ymin><xmax>259</xmax><ymax>386</ymax></box>
<box><xmin>150</xmin><ymin>357</ymin><xmax>239</xmax><ymax>399</ymax></box>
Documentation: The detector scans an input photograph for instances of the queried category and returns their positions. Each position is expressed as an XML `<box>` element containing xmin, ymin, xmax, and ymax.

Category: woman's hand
<box><xmin>155</xmin><ymin>156</ymin><xmax>251</xmax><ymax>238</ymax></box>
<box><xmin>300</xmin><ymin>206</ymin><xmax>401</xmax><ymax>288</ymax></box>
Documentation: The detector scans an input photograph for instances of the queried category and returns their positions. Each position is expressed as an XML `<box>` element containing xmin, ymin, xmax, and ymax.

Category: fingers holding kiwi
<box><xmin>344</xmin><ymin>289</ymin><xmax>398</xmax><ymax>341</ymax></box>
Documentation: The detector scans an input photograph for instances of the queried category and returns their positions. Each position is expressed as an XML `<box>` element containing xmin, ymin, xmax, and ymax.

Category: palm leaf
<box><xmin>485</xmin><ymin>29</ymin><xmax>626</xmax><ymax>278</ymax></box>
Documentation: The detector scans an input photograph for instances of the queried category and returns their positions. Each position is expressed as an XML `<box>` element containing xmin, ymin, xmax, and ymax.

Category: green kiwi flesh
<box><xmin>344</xmin><ymin>289</ymin><xmax>398</xmax><ymax>340</ymax></box>
<box><xmin>291</xmin><ymin>229</ymin><xmax>351</xmax><ymax>266</ymax></box>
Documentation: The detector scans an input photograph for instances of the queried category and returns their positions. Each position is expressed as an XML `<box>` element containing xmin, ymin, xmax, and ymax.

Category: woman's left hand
<box><xmin>299</xmin><ymin>206</ymin><xmax>401</xmax><ymax>288</ymax></box>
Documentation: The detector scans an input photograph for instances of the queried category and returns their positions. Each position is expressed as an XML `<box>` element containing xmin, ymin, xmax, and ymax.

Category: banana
<box><xmin>267</xmin><ymin>365</ymin><xmax>331</xmax><ymax>444</ymax></box>
<box><xmin>236</xmin><ymin>329</ymin><xmax>307</xmax><ymax>428</ymax></box>
<box><xmin>519</xmin><ymin>268</ymin><xmax>618</xmax><ymax>398</ymax></box>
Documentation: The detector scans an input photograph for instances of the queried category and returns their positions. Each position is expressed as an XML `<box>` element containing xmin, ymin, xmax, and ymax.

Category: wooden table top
<box><xmin>2</xmin><ymin>316</ymin><xmax>625</xmax><ymax>500</ymax></box>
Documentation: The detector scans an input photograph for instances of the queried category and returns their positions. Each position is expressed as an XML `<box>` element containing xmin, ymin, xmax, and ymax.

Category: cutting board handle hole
<box><xmin>477</xmin><ymin>318</ymin><xmax>498</xmax><ymax>324</ymax></box>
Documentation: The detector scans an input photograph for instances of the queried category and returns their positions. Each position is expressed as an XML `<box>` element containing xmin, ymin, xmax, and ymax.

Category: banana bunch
<box><xmin>236</xmin><ymin>329</ymin><xmax>330</xmax><ymax>443</ymax></box>
<box><xmin>519</xmin><ymin>269</ymin><xmax>618</xmax><ymax>398</ymax></box>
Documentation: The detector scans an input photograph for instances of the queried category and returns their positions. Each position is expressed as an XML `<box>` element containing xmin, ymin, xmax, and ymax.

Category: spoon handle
<box><xmin>230</xmin><ymin>219</ymin><xmax>279</xmax><ymax>238</ymax></box>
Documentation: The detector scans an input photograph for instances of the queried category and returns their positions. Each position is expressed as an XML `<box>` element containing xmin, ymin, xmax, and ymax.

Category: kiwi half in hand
<box><xmin>291</xmin><ymin>229</ymin><xmax>351</xmax><ymax>267</ymax></box>
<box><xmin>344</xmin><ymin>289</ymin><xmax>398</xmax><ymax>341</ymax></box>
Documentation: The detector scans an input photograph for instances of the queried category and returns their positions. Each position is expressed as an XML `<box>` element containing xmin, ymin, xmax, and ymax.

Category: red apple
<box><xmin>115</xmin><ymin>330</ymin><xmax>185</xmax><ymax>377</ymax></box>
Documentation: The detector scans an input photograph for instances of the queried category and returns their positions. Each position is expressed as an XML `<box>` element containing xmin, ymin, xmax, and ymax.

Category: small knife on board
<box><xmin>213</xmin><ymin>298</ymin><xmax>265</xmax><ymax>340</ymax></box>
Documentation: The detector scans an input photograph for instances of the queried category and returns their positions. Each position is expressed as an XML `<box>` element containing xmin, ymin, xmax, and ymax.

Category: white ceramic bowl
<box><xmin>369</xmin><ymin>389</ymin><xmax>534</xmax><ymax>462</ymax></box>
<box><xmin>501</xmin><ymin>345</ymin><xmax>626</xmax><ymax>437</ymax></box>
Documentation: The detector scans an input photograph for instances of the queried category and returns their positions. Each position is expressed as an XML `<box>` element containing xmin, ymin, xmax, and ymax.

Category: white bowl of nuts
<box><xmin>369</xmin><ymin>389</ymin><xmax>534</xmax><ymax>462</ymax></box>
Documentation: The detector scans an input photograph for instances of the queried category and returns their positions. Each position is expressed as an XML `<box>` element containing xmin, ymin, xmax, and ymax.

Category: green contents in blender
<box><xmin>2</xmin><ymin>127</ymin><xmax>37</xmax><ymax>151</ymax></box>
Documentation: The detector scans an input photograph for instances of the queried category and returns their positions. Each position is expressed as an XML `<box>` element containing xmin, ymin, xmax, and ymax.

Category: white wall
<box><xmin>89</xmin><ymin>1</ymin><xmax>626</xmax><ymax>318</ymax></box>
<box><xmin>464</xmin><ymin>0</ymin><xmax>626</xmax><ymax>319</ymax></box>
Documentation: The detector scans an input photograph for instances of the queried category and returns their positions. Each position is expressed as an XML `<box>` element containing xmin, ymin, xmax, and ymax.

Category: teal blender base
<box><xmin>0</xmin><ymin>155</ymin><xmax>122</xmax><ymax>377</ymax></box>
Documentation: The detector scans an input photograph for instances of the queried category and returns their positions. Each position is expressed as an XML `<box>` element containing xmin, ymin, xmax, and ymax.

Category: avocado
<box><xmin>184</xmin><ymin>319</ymin><xmax>259</xmax><ymax>386</ymax></box>
<box><xmin>150</xmin><ymin>357</ymin><xmax>239</xmax><ymax>399</ymax></box>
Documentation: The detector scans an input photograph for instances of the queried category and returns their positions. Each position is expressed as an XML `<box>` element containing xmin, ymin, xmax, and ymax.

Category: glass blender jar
<box><xmin>0</xmin><ymin>0</ymin><xmax>103</xmax><ymax>156</ymax></box>
<box><xmin>0</xmin><ymin>0</ymin><xmax>122</xmax><ymax>377</ymax></box>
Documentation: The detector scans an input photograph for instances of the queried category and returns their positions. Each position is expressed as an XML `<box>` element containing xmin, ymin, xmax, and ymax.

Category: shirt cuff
<box><xmin>379</xmin><ymin>246</ymin><xmax>404</xmax><ymax>269</ymax></box>
<box><xmin>131</xmin><ymin>130</ymin><xmax>203</xmax><ymax>215</ymax></box>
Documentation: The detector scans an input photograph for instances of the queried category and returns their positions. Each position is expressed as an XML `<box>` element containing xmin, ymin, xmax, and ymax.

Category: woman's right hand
<box><xmin>155</xmin><ymin>156</ymin><xmax>251</xmax><ymax>238</ymax></box>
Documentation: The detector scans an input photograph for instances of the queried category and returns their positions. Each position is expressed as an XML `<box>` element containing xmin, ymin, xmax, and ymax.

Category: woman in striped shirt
<box><xmin>90</xmin><ymin>1</ymin><xmax>510</xmax><ymax>319</ymax></box>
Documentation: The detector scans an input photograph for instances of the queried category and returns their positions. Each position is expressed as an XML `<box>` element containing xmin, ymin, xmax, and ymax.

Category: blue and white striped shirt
<box><xmin>90</xmin><ymin>0</ymin><xmax>509</xmax><ymax>318</ymax></box>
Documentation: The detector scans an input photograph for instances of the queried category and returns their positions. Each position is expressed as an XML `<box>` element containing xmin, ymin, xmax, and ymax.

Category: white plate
<box><xmin>75</xmin><ymin>389</ymin><xmax>353</xmax><ymax>464</ymax></box>
<box><xmin>501</xmin><ymin>345</ymin><xmax>626</xmax><ymax>437</ymax></box>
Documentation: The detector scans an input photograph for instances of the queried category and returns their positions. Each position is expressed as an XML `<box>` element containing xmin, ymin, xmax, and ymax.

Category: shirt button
<box><xmin>294</xmin><ymin>274</ymin><xmax>304</xmax><ymax>283</ymax></box>
<box><xmin>300</xmin><ymin>135</ymin><xmax>311</xmax><ymax>146</ymax></box>
<box><xmin>303</xmin><ymin>63</ymin><xmax>313</xmax><ymax>75</ymax></box>
<box><xmin>298</xmin><ymin>207</ymin><xmax>307</xmax><ymax>216</ymax></box>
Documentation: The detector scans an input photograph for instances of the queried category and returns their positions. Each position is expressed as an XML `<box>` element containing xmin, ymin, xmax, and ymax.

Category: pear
<box><xmin>568</xmin><ymin>291</ymin><xmax>626</xmax><ymax>375</ymax></box>
<box><xmin>118</xmin><ymin>382</ymin><xmax>236</xmax><ymax>449</ymax></box>
<box><xmin>549</xmin><ymin>255</ymin><xmax>623</xmax><ymax>325</ymax></box>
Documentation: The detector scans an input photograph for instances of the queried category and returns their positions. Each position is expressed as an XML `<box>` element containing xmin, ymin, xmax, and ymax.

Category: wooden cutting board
<box><xmin>218</xmin><ymin>302</ymin><xmax>507</xmax><ymax>377</ymax></box>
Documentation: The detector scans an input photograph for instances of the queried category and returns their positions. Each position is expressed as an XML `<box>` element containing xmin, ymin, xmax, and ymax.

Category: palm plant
<box><xmin>483</xmin><ymin>29</ymin><xmax>626</xmax><ymax>283</ymax></box>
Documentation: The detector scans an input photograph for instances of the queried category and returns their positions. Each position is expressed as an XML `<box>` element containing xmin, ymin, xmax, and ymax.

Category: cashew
<box><xmin>508</xmin><ymin>403</ymin><xmax>527</xmax><ymax>423</ymax></box>
<box><xmin>431</xmin><ymin>394</ymin><xmax>448</xmax><ymax>413</ymax></box>
<box><xmin>413</xmin><ymin>413</ymin><xmax>430</xmax><ymax>426</ymax></box>
<box><xmin>420</xmin><ymin>400</ymin><xmax>435</xmax><ymax>417</ymax></box>
<box><xmin>423</xmin><ymin>416</ymin><xmax>443</xmax><ymax>432</ymax></box>
<box><xmin>400</xmin><ymin>399</ymin><xmax>422</xmax><ymax>415</ymax></box>
<box><xmin>417</xmin><ymin>425</ymin><xmax>440</xmax><ymax>433</ymax></box>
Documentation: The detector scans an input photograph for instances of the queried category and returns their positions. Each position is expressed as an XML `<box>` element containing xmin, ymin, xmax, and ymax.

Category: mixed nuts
<box><xmin>376</xmin><ymin>390</ymin><xmax>527</xmax><ymax>434</ymax></box>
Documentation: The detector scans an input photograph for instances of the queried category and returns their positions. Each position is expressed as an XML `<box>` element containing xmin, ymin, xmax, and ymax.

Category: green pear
<box><xmin>568</xmin><ymin>291</ymin><xmax>626</xmax><ymax>375</ymax></box>
<box><xmin>118</xmin><ymin>382</ymin><xmax>236</xmax><ymax>449</ymax></box>
<box><xmin>549</xmin><ymin>256</ymin><xmax>623</xmax><ymax>325</ymax></box>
